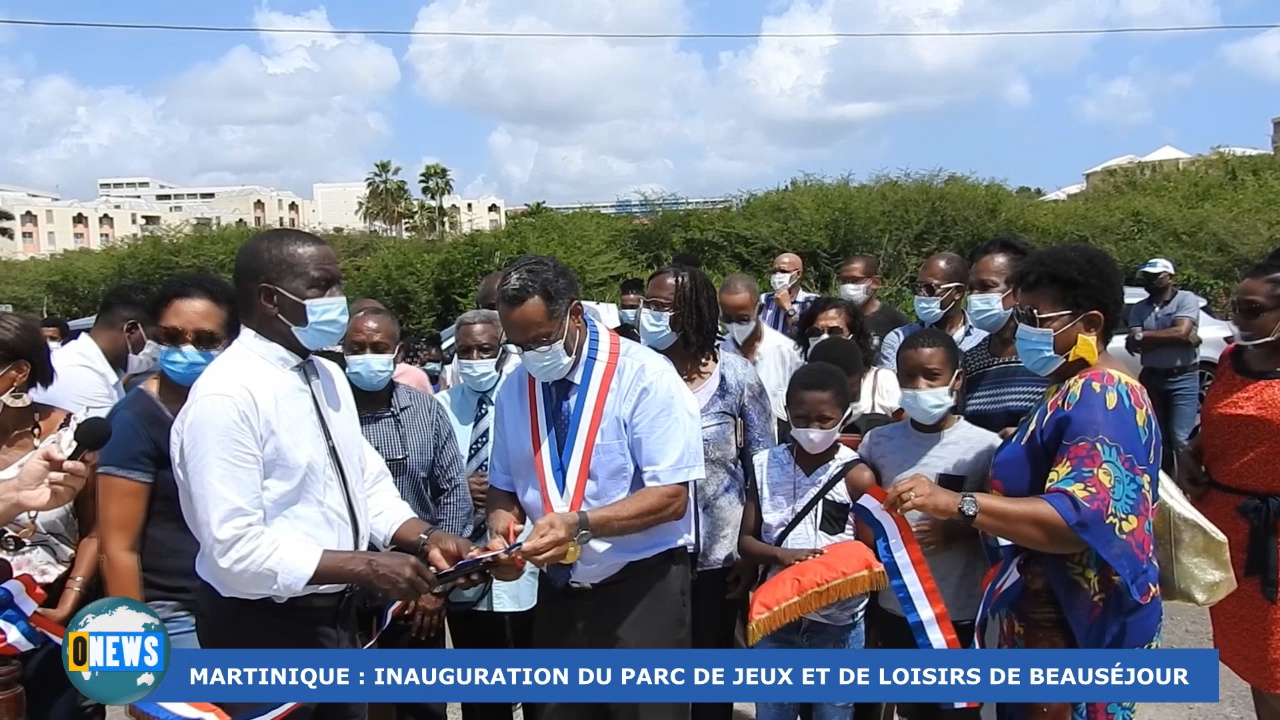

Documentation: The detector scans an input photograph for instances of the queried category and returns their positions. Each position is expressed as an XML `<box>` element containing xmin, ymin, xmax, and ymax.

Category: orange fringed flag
<box><xmin>747</xmin><ymin>540</ymin><xmax>887</xmax><ymax>646</ymax></box>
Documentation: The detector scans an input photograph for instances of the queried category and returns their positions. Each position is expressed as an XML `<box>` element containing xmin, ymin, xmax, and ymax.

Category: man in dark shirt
<box><xmin>343</xmin><ymin>307</ymin><xmax>471</xmax><ymax>720</ymax></box>
<box><xmin>838</xmin><ymin>255</ymin><xmax>909</xmax><ymax>358</ymax></box>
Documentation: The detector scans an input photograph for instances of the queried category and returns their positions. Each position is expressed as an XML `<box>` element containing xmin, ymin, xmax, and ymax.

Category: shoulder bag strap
<box><xmin>773</xmin><ymin>457</ymin><xmax>864</xmax><ymax>548</ymax></box>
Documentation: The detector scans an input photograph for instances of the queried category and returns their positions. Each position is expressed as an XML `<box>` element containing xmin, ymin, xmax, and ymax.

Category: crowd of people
<box><xmin>3</xmin><ymin>228</ymin><xmax>1280</xmax><ymax>720</ymax></box>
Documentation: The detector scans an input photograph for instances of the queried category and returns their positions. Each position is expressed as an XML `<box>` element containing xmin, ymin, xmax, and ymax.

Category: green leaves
<box><xmin>3</xmin><ymin>156</ymin><xmax>1276</xmax><ymax>329</ymax></box>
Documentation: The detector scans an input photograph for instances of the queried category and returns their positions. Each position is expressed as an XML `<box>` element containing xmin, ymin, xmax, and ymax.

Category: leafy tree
<box><xmin>418</xmin><ymin>163</ymin><xmax>455</xmax><ymax>237</ymax></box>
<box><xmin>5</xmin><ymin>155</ymin><xmax>1280</xmax><ymax>330</ymax></box>
<box><xmin>0</xmin><ymin>208</ymin><xmax>13</xmax><ymax>240</ymax></box>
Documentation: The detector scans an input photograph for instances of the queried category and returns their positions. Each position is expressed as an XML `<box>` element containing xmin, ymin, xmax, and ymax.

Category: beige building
<box><xmin>1</xmin><ymin>177</ymin><xmax>312</xmax><ymax>258</ymax></box>
<box><xmin>309</xmin><ymin>182</ymin><xmax>507</xmax><ymax>234</ymax></box>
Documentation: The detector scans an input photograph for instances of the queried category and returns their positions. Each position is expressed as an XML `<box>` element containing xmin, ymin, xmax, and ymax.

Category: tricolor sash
<box><xmin>852</xmin><ymin>486</ymin><xmax>979</xmax><ymax>710</ymax></box>
<box><xmin>972</xmin><ymin>539</ymin><xmax>1023</xmax><ymax>649</ymax></box>
<box><xmin>0</xmin><ymin>574</ymin><xmax>63</xmax><ymax>654</ymax></box>
<box><xmin>527</xmin><ymin>318</ymin><xmax>620</xmax><ymax>515</ymax></box>
<box><xmin>129</xmin><ymin>601</ymin><xmax>407</xmax><ymax>720</ymax></box>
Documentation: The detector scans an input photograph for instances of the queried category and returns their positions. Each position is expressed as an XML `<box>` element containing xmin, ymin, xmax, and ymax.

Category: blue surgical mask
<box><xmin>459</xmin><ymin>358</ymin><xmax>501</xmax><ymax>392</ymax></box>
<box><xmin>345</xmin><ymin>353</ymin><xmax>396</xmax><ymax>391</ymax></box>
<box><xmin>157</xmin><ymin>345</ymin><xmax>219</xmax><ymax>387</ymax></box>
<box><xmin>275</xmin><ymin>288</ymin><xmax>350</xmax><ymax>352</ymax></box>
<box><xmin>913</xmin><ymin>296</ymin><xmax>951</xmax><ymax>326</ymax></box>
<box><xmin>1014</xmin><ymin>323</ymin><xmax>1065</xmax><ymax>377</ymax></box>
<box><xmin>639</xmin><ymin>309</ymin><xmax>678</xmax><ymax>351</ymax></box>
<box><xmin>424</xmin><ymin>362</ymin><xmax>443</xmax><ymax>377</ymax></box>
<box><xmin>523</xmin><ymin>322</ymin><xmax>577</xmax><ymax>383</ymax></box>
<box><xmin>899</xmin><ymin>374</ymin><xmax>957</xmax><ymax>425</ymax></box>
<box><xmin>967</xmin><ymin>291</ymin><xmax>1013</xmax><ymax>333</ymax></box>
<box><xmin>619</xmin><ymin>308</ymin><xmax>639</xmax><ymax>326</ymax></box>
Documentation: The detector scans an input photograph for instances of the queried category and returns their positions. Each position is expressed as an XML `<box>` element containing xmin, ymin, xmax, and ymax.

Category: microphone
<box><xmin>60</xmin><ymin>417</ymin><xmax>113</xmax><ymax>461</ymax></box>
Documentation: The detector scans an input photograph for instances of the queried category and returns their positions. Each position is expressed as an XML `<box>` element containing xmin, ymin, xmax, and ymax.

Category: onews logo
<box><xmin>62</xmin><ymin>597</ymin><xmax>172</xmax><ymax>705</ymax></box>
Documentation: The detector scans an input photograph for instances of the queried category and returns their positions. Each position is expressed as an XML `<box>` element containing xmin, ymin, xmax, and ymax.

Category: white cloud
<box><xmin>1222</xmin><ymin>28</ymin><xmax>1280</xmax><ymax>82</ymax></box>
<box><xmin>1073</xmin><ymin>61</ymin><xmax>1193</xmax><ymax>127</ymax></box>
<box><xmin>404</xmin><ymin>0</ymin><xmax>1220</xmax><ymax>201</ymax></box>
<box><xmin>0</xmin><ymin>8</ymin><xmax>400</xmax><ymax>197</ymax></box>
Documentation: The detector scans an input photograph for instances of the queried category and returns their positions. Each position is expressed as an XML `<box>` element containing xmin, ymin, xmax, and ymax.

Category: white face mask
<box><xmin>839</xmin><ymin>283</ymin><xmax>870</xmax><ymax>305</ymax></box>
<box><xmin>0</xmin><ymin>363</ymin><xmax>31</xmax><ymax>409</ymax></box>
<box><xmin>47</xmin><ymin>341</ymin><xmax>61</xmax><ymax>352</ymax></box>
<box><xmin>1230</xmin><ymin>319</ymin><xmax>1280</xmax><ymax>347</ymax></box>
<box><xmin>787</xmin><ymin>409</ymin><xmax>850</xmax><ymax>455</ymax></box>
<box><xmin>727</xmin><ymin>319</ymin><xmax>757</xmax><ymax>345</ymax></box>
<box><xmin>522</xmin><ymin>321</ymin><xmax>577</xmax><ymax>383</ymax></box>
<box><xmin>125</xmin><ymin>325</ymin><xmax>160</xmax><ymax>375</ymax></box>
<box><xmin>770</xmin><ymin>272</ymin><xmax>796</xmax><ymax>292</ymax></box>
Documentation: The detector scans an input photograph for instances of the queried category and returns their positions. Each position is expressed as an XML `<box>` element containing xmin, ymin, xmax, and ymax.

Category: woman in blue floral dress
<box><xmin>885</xmin><ymin>245</ymin><xmax>1163</xmax><ymax>720</ymax></box>
<box><xmin>639</xmin><ymin>263</ymin><xmax>776</xmax><ymax>720</ymax></box>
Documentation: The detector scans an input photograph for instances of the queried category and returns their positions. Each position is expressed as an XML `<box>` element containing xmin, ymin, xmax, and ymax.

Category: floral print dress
<box><xmin>987</xmin><ymin>367</ymin><xmax>1164</xmax><ymax>720</ymax></box>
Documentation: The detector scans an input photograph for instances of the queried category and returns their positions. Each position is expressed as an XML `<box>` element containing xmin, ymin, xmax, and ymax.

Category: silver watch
<box><xmin>958</xmin><ymin>493</ymin><xmax>979</xmax><ymax>526</ymax></box>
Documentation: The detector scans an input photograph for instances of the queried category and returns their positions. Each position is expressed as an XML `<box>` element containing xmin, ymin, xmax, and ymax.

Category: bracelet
<box><xmin>69</xmin><ymin>576</ymin><xmax>86</xmax><ymax>583</ymax></box>
<box><xmin>65</xmin><ymin>586</ymin><xmax>84</xmax><ymax>594</ymax></box>
<box><xmin>415</xmin><ymin>527</ymin><xmax>438</xmax><ymax>557</ymax></box>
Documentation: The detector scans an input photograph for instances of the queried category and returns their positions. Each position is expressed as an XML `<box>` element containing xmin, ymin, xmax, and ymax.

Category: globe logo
<box><xmin>61</xmin><ymin>597</ymin><xmax>171</xmax><ymax>705</ymax></box>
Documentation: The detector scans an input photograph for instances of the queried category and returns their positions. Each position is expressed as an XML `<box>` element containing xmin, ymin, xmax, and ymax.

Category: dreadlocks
<box><xmin>648</xmin><ymin>264</ymin><xmax>720</xmax><ymax>362</ymax></box>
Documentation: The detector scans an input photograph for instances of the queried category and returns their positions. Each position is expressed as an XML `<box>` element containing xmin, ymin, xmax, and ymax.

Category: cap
<box><xmin>1138</xmin><ymin>258</ymin><xmax>1175</xmax><ymax>276</ymax></box>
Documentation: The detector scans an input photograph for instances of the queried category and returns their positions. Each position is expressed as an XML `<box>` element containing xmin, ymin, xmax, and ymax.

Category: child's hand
<box><xmin>777</xmin><ymin>547</ymin><xmax>825</xmax><ymax>567</ymax></box>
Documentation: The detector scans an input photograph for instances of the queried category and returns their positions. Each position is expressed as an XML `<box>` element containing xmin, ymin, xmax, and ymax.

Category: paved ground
<box><xmin>111</xmin><ymin>604</ymin><xmax>1254</xmax><ymax>720</ymax></box>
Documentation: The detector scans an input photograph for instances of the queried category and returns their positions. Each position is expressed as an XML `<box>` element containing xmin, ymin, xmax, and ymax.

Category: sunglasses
<box><xmin>157</xmin><ymin>326</ymin><xmax>228</xmax><ymax>352</ymax></box>
<box><xmin>912</xmin><ymin>282</ymin><xmax>962</xmax><ymax>298</ymax></box>
<box><xmin>1012</xmin><ymin>306</ymin><xmax>1076</xmax><ymax>329</ymax></box>
<box><xmin>1230</xmin><ymin>300</ymin><xmax>1280</xmax><ymax>322</ymax></box>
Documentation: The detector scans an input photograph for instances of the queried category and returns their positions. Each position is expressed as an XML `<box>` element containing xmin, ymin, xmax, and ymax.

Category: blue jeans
<box><xmin>148</xmin><ymin>600</ymin><xmax>200</xmax><ymax>649</ymax></box>
<box><xmin>755</xmin><ymin>614</ymin><xmax>866</xmax><ymax>720</ymax></box>
<box><xmin>1140</xmin><ymin>368</ymin><xmax>1200</xmax><ymax>467</ymax></box>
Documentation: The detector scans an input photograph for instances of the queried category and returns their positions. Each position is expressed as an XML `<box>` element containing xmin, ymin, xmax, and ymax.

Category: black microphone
<box><xmin>63</xmin><ymin>417</ymin><xmax>112</xmax><ymax>461</ymax></box>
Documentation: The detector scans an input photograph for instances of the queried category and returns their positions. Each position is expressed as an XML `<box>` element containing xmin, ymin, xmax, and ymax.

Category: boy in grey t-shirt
<box><xmin>856</xmin><ymin>327</ymin><xmax>1000</xmax><ymax>720</ymax></box>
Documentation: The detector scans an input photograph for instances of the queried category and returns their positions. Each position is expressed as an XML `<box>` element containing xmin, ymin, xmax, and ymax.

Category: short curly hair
<box><xmin>1011</xmin><ymin>244</ymin><xmax>1124</xmax><ymax>344</ymax></box>
<box><xmin>795</xmin><ymin>297</ymin><xmax>875</xmax><ymax>363</ymax></box>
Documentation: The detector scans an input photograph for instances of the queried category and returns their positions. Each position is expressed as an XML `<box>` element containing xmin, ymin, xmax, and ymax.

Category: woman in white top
<box><xmin>806</xmin><ymin>337</ymin><xmax>903</xmax><ymax>440</ymax></box>
<box><xmin>738</xmin><ymin>362</ymin><xmax>879</xmax><ymax>720</ymax></box>
<box><xmin>0</xmin><ymin>312</ymin><xmax>100</xmax><ymax>720</ymax></box>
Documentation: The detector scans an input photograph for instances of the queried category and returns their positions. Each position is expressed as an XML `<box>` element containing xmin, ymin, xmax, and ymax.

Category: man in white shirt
<box><xmin>718</xmin><ymin>274</ymin><xmax>803</xmax><ymax>429</ymax></box>
<box><xmin>171</xmin><ymin>229</ymin><xmax>476</xmax><ymax>720</ymax></box>
<box><xmin>482</xmin><ymin>255</ymin><xmax>702</xmax><ymax>720</ymax></box>
<box><xmin>31</xmin><ymin>283</ymin><xmax>157</xmax><ymax>418</ymax></box>
<box><xmin>441</xmin><ymin>271</ymin><xmax>510</xmax><ymax>390</ymax></box>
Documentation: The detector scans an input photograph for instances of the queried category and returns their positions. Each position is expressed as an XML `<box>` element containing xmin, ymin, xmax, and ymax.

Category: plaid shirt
<box><xmin>357</xmin><ymin>383</ymin><xmax>473</xmax><ymax>537</ymax></box>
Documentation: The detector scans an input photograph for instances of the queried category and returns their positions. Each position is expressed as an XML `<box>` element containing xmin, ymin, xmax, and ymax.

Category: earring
<box><xmin>0</xmin><ymin>390</ymin><xmax>31</xmax><ymax>409</ymax></box>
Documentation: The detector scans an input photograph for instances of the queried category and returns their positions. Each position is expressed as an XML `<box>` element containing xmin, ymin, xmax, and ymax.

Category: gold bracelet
<box><xmin>65</xmin><ymin>586</ymin><xmax>84</xmax><ymax>594</ymax></box>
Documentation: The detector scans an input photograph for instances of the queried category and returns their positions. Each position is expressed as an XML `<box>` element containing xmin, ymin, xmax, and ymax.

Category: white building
<box><xmin>1</xmin><ymin>177</ymin><xmax>313</xmax><ymax>258</ymax></box>
<box><xmin>308</xmin><ymin>183</ymin><xmax>507</xmax><ymax>234</ymax></box>
<box><xmin>310</xmin><ymin>182</ymin><xmax>368</xmax><ymax>232</ymax></box>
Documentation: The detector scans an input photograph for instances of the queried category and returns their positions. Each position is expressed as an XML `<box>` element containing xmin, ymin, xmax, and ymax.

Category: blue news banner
<box><xmin>147</xmin><ymin>650</ymin><xmax>1221</xmax><ymax>704</ymax></box>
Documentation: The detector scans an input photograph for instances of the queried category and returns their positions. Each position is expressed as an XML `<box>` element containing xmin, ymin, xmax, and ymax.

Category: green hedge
<box><xmin>5</xmin><ymin>155</ymin><xmax>1279</xmax><ymax>336</ymax></box>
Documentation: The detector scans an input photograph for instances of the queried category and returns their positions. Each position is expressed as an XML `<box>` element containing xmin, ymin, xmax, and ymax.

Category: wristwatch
<box><xmin>1133</xmin><ymin>330</ymin><xmax>1145</xmax><ymax>343</ymax></box>
<box><xmin>561</xmin><ymin>511</ymin><xmax>593</xmax><ymax>565</ymax></box>
<box><xmin>785</xmin><ymin>308</ymin><xmax>798</xmax><ymax>318</ymax></box>
<box><xmin>957</xmin><ymin>493</ymin><xmax>980</xmax><ymax>526</ymax></box>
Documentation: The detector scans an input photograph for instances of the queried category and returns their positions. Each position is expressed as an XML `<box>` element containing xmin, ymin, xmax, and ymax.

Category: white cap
<box><xmin>1138</xmin><ymin>258</ymin><xmax>1175</xmax><ymax>276</ymax></box>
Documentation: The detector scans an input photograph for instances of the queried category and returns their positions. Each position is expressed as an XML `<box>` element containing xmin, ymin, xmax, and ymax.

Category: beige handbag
<box><xmin>1156</xmin><ymin>471</ymin><xmax>1237</xmax><ymax>606</ymax></box>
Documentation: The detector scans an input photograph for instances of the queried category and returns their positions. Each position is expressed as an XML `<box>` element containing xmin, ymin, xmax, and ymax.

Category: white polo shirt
<box><xmin>30</xmin><ymin>334</ymin><xmax>124</xmax><ymax>418</ymax></box>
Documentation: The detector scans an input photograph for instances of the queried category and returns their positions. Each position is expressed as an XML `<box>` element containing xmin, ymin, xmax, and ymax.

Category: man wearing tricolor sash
<box><xmin>483</xmin><ymin>255</ymin><xmax>704</xmax><ymax>720</ymax></box>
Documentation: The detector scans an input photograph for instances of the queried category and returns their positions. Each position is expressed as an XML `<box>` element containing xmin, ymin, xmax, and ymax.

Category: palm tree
<box><xmin>525</xmin><ymin>201</ymin><xmax>552</xmax><ymax>217</ymax></box>
<box><xmin>0</xmin><ymin>208</ymin><xmax>14</xmax><ymax>240</ymax></box>
<box><xmin>418</xmin><ymin>163</ymin><xmax>454</xmax><ymax>237</ymax></box>
<box><xmin>405</xmin><ymin>199</ymin><xmax>437</xmax><ymax>237</ymax></box>
<box><xmin>361</xmin><ymin>160</ymin><xmax>411</xmax><ymax>236</ymax></box>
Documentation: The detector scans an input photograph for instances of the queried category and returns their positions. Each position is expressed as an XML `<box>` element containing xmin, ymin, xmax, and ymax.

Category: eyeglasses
<box><xmin>642</xmin><ymin>298</ymin><xmax>674</xmax><ymax>313</ymax></box>
<box><xmin>912</xmin><ymin>282</ymin><xmax>962</xmax><ymax>298</ymax></box>
<box><xmin>805</xmin><ymin>326</ymin><xmax>849</xmax><ymax>339</ymax></box>
<box><xmin>1230</xmin><ymin>300</ymin><xmax>1280</xmax><ymax>322</ymax></box>
<box><xmin>157</xmin><ymin>326</ymin><xmax>228</xmax><ymax>352</ymax></box>
<box><xmin>506</xmin><ymin>320</ymin><xmax>568</xmax><ymax>355</ymax></box>
<box><xmin>1012</xmin><ymin>306</ymin><xmax>1076</xmax><ymax>329</ymax></box>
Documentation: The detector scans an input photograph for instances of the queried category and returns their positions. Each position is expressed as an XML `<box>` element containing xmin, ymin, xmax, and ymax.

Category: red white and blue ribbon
<box><xmin>527</xmin><ymin>317</ymin><xmax>619</xmax><ymax>515</ymax></box>
<box><xmin>972</xmin><ymin>538</ymin><xmax>1023</xmax><ymax>649</ymax></box>
<box><xmin>0</xmin><ymin>573</ymin><xmax>63</xmax><ymax>654</ymax></box>
<box><xmin>852</xmin><ymin>486</ymin><xmax>979</xmax><ymax>711</ymax></box>
<box><xmin>130</xmin><ymin>600</ymin><xmax>407</xmax><ymax>720</ymax></box>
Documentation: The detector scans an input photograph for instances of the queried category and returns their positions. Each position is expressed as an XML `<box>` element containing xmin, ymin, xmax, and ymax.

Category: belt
<box><xmin>548</xmin><ymin>547</ymin><xmax>687</xmax><ymax>593</ymax></box>
<box><xmin>1210</xmin><ymin>479</ymin><xmax>1280</xmax><ymax>604</ymax></box>
<box><xmin>1143</xmin><ymin>365</ymin><xmax>1196</xmax><ymax>377</ymax></box>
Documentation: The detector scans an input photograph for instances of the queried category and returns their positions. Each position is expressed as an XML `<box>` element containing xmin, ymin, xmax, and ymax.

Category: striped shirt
<box><xmin>961</xmin><ymin>336</ymin><xmax>1050</xmax><ymax>434</ymax></box>
<box><xmin>357</xmin><ymin>383</ymin><xmax>473</xmax><ymax>537</ymax></box>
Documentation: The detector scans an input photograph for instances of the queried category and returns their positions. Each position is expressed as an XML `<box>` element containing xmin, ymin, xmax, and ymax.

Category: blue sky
<box><xmin>2</xmin><ymin>0</ymin><xmax>1279</xmax><ymax>204</ymax></box>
